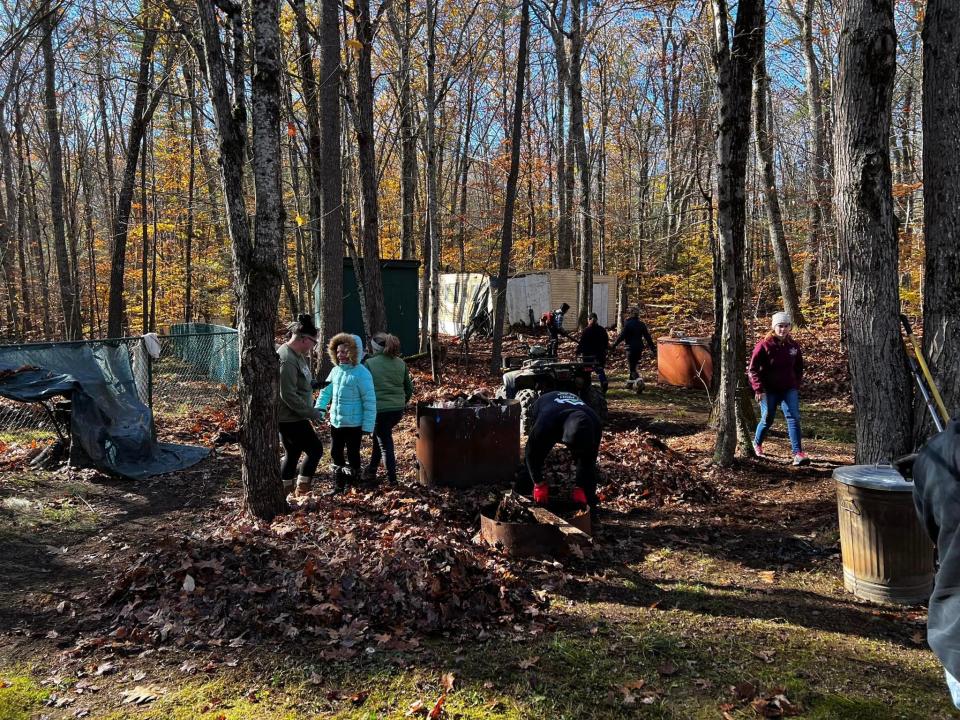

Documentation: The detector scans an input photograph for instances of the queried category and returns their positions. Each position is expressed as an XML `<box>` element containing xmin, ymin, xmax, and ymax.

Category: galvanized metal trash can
<box><xmin>834</xmin><ymin>465</ymin><xmax>934</xmax><ymax>605</ymax></box>
<box><xmin>416</xmin><ymin>400</ymin><xmax>520</xmax><ymax>488</ymax></box>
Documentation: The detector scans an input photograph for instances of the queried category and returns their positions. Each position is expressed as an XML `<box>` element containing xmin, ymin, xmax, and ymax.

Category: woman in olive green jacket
<box><xmin>278</xmin><ymin>314</ymin><xmax>324</xmax><ymax>494</ymax></box>
<box><xmin>362</xmin><ymin>333</ymin><xmax>413</xmax><ymax>484</ymax></box>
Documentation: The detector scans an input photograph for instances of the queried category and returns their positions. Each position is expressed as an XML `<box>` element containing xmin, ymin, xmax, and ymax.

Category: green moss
<box><xmin>0</xmin><ymin>673</ymin><xmax>48</xmax><ymax>720</ymax></box>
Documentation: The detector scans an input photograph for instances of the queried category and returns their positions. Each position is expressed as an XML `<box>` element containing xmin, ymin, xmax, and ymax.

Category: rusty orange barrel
<box><xmin>833</xmin><ymin>465</ymin><xmax>934</xmax><ymax>605</ymax></box>
<box><xmin>656</xmin><ymin>337</ymin><xmax>713</xmax><ymax>388</ymax></box>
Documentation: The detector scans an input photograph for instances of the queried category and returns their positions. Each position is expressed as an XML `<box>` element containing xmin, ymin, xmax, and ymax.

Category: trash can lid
<box><xmin>833</xmin><ymin>464</ymin><xmax>912</xmax><ymax>492</ymax></box>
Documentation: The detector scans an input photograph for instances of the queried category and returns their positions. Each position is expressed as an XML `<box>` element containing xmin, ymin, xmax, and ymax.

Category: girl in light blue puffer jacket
<box><xmin>315</xmin><ymin>333</ymin><xmax>376</xmax><ymax>492</ymax></box>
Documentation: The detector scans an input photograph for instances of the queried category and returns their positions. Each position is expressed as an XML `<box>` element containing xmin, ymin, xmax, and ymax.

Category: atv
<box><xmin>498</xmin><ymin>344</ymin><xmax>609</xmax><ymax>434</ymax></box>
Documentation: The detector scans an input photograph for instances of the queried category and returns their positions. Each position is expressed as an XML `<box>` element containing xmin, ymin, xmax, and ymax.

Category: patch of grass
<box><xmin>0</xmin><ymin>429</ymin><xmax>56</xmax><ymax>445</ymax></box>
<box><xmin>802</xmin><ymin>404</ymin><xmax>856</xmax><ymax>443</ymax></box>
<box><xmin>0</xmin><ymin>672</ymin><xmax>48</xmax><ymax>720</ymax></box>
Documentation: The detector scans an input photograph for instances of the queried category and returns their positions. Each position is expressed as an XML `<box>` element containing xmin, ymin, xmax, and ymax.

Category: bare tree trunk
<box><xmin>185</xmin><ymin>65</ymin><xmax>196</xmax><ymax>323</ymax></box>
<box><xmin>106</xmin><ymin>12</ymin><xmax>160</xmax><ymax>337</ymax></box>
<box><xmin>41</xmin><ymin>0</ymin><xmax>81</xmax><ymax>339</ymax></box>
<box><xmin>350</xmin><ymin>0</ymin><xmax>387</xmax><ymax>334</ymax></box>
<box><xmin>834</xmin><ymin>0</ymin><xmax>911</xmax><ymax>462</ymax></box>
<box><xmin>425</xmin><ymin>0</ymin><xmax>440</xmax><ymax>378</ymax></box>
<box><xmin>196</xmin><ymin>0</ymin><xmax>287</xmax><ymax>520</ymax></box>
<box><xmin>787</xmin><ymin>0</ymin><xmax>829</xmax><ymax>305</ymax></box>
<box><xmin>711</xmin><ymin>0</ymin><xmax>763</xmax><ymax>465</ymax></box>
<box><xmin>752</xmin><ymin>21</ymin><xmax>803</xmax><ymax>326</ymax></box>
<box><xmin>317</xmin><ymin>0</ymin><xmax>344</xmax><ymax>376</ymax></box>
<box><xmin>569</xmin><ymin>0</ymin><xmax>592</xmax><ymax>329</ymax></box>
<box><xmin>490</xmin><ymin>0</ymin><xmax>530</xmax><ymax>372</ymax></box>
<box><xmin>921</xmin><ymin>0</ymin><xmax>960</xmax><ymax>430</ymax></box>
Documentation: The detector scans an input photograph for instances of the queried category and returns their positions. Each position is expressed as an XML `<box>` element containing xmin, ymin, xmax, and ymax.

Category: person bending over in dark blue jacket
<box><xmin>612</xmin><ymin>307</ymin><xmax>656</xmax><ymax>381</ymax></box>
<box><xmin>524</xmin><ymin>391</ymin><xmax>603</xmax><ymax>513</ymax></box>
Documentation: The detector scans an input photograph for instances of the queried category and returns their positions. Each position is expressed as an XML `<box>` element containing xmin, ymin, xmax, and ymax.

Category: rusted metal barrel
<box><xmin>415</xmin><ymin>400</ymin><xmax>520</xmax><ymax>488</ymax></box>
<box><xmin>834</xmin><ymin>465</ymin><xmax>934</xmax><ymax>605</ymax></box>
<box><xmin>479</xmin><ymin>500</ymin><xmax>592</xmax><ymax>557</ymax></box>
<box><xmin>656</xmin><ymin>336</ymin><xmax>713</xmax><ymax>388</ymax></box>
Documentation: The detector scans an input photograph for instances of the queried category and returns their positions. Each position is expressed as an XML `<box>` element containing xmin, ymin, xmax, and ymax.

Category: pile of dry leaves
<box><xmin>86</xmin><ymin>486</ymin><xmax>544</xmax><ymax>660</ymax></box>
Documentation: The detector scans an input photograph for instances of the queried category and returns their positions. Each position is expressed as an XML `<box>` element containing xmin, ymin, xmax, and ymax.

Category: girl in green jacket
<box><xmin>363</xmin><ymin>333</ymin><xmax>414</xmax><ymax>485</ymax></box>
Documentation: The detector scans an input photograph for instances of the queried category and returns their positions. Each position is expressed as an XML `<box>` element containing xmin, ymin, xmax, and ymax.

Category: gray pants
<box><xmin>502</xmin><ymin>370</ymin><xmax>523</xmax><ymax>399</ymax></box>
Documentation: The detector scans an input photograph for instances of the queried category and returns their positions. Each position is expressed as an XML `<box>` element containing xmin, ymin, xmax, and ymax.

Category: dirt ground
<box><xmin>0</xmin><ymin>334</ymin><xmax>956</xmax><ymax>719</ymax></box>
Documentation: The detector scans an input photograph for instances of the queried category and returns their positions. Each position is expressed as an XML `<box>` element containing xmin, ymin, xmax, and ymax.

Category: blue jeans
<box><xmin>754</xmin><ymin>388</ymin><xmax>803</xmax><ymax>454</ymax></box>
<box><xmin>946</xmin><ymin>669</ymin><xmax>960</xmax><ymax>709</ymax></box>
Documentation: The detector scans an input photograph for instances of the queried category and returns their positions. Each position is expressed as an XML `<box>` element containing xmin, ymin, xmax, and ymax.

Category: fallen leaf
<box><xmin>657</xmin><ymin>661</ymin><xmax>677</xmax><ymax>676</ymax></box>
<box><xmin>441</xmin><ymin>672</ymin><xmax>456</xmax><ymax>692</ymax></box>
<box><xmin>518</xmin><ymin>656</ymin><xmax>539</xmax><ymax>669</ymax></box>
<box><xmin>182</xmin><ymin>574</ymin><xmax>196</xmax><ymax>593</ymax></box>
<box><xmin>350</xmin><ymin>690</ymin><xmax>368</xmax><ymax>705</ymax></box>
<box><xmin>758</xmin><ymin>570</ymin><xmax>776</xmax><ymax>583</ymax></box>
<box><xmin>120</xmin><ymin>685</ymin><xmax>163</xmax><ymax>705</ymax></box>
<box><xmin>94</xmin><ymin>662</ymin><xmax>115</xmax><ymax>677</ymax></box>
<box><xmin>407</xmin><ymin>699</ymin><xmax>427</xmax><ymax>716</ymax></box>
<box><xmin>428</xmin><ymin>693</ymin><xmax>445</xmax><ymax>719</ymax></box>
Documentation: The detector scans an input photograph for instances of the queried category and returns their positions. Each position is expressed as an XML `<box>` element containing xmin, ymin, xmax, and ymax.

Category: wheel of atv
<box><xmin>516</xmin><ymin>389</ymin><xmax>539</xmax><ymax>435</ymax></box>
<box><xmin>583</xmin><ymin>385</ymin><xmax>609</xmax><ymax>425</ymax></box>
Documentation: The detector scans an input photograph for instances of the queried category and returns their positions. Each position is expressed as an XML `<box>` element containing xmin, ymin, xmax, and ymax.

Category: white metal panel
<box><xmin>505</xmin><ymin>274</ymin><xmax>551</xmax><ymax>327</ymax></box>
<box><xmin>592</xmin><ymin>282</ymin><xmax>609</xmax><ymax>326</ymax></box>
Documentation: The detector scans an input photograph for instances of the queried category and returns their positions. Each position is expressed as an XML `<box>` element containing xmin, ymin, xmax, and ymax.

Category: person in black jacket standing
<box><xmin>913</xmin><ymin>419</ymin><xmax>960</xmax><ymax>709</ymax></box>
<box><xmin>576</xmin><ymin>313</ymin><xmax>609</xmax><ymax>394</ymax></box>
<box><xmin>524</xmin><ymin>391</ymin><xmax>603</xmax><ymax>513</ymax></box>
<box><xmin>612</xmin><ymin>307</ymin><xmax>656</xmax><ymax>381</ymax></box>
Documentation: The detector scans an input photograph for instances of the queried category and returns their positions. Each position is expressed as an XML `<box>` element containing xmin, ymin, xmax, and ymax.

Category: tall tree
<box><xmin>41</xmin><ymin>0</ymin><xmax>82</xmax><ymax>339</ymax></box>
<box><xmin>921</xmin><ymin>0</ymin><xmax>960</xmax><ymax>427</ymax></box>
<box><xmin>569</xmin><ymin>0</ymin><xmax>592</xmax><ymax>328</ymax></box>
<box><xmin>348</xmin><ymin>0</ymin><xmax>387</xmax><ymax>335</ymax></box>
<box><xmin>711</xmin><ymin>0</ymin><xmax>764</xmax><ymax>465</ymax></box>
<box><xmin>786</xmin><ymin>0</ymin><xmax>830</xmax><ymax>305</ymax></box>
<box><xmin>316</xmin><ymin>0</ymin><xmax>344</xmax><ymax>375</ymax></box>
<box><xmin>106</xmin><ymin>7</ymin><xmax>161</xmax><ymax>337</ymax></box>
<box><xmin>196</xmin><ymin>0</ymin><xmax>287</xmax><ymax>520</ymax></box>
<box><xmin>490</xmin><ymin>0</ymin><xmax>530</xmax><ymax>373</ymax></box>
<box><xmin>834</xmin><ymin>0</ymin><xmax>911</xmax><ymax>462</ymax></box>
<box><xmin>752</xmin><ymin>10</ymin><xmax>803</xmax><ymax>326</ymax></box>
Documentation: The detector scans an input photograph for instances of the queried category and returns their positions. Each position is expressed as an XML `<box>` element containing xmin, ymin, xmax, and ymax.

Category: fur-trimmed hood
<box><xmin>327</xmin><ymin>332</ymin><xmax>365</xmax><ymax>366</ymax></box>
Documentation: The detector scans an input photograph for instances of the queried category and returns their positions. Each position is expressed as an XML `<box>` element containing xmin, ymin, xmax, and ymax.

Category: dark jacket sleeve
<box><xmin>640</xmin><ymin>322</ymin><xmax>656</xmax><ymax>353</ymax></box>
<box><xmin>913</xmin><ymin>421</ymin><xmax>960</xmax><ymax>681</ymax></box>
<box><xmin>795</xmin><ymin>342</ymin><xmax>804</xmax><ymax>386</ymax></box>
<box><xmin>747</xmin><ymin>340</ymin><xmax>767</xmax><ymax>393</ymax></box>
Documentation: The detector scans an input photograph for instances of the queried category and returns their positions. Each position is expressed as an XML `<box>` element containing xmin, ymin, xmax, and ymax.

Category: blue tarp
<box><xmin>0</xmin><ymin>341</ymin><xmax>208</xmax><ymax>479</ymax></box>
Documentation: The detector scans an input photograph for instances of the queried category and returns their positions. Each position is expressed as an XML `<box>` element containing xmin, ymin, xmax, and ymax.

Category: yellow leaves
<box><xmin>295</xmin><ymin>214</ymin><xmax>306</xmax><ymax>228</ymax></box>
<box><xmin>347</xmin><ymin>38</ymin><xmax>365</xmax><ymax>53</ymax></box>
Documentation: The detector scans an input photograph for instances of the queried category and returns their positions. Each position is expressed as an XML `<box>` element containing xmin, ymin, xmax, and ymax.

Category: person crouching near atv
<box><xmin>315</xmin><ymin>333</ymin><xmax>377</xmax><ymax>493</ymax></box>
<box><xmin>577</xmin><ymin>312</ymin><xmax>609</xmax><ymax>394</ymax></box>
<box><xmin>747</xmin><ymin>311</ymin><xmax>810</xmax><ymax>466</ymax></box>
<box><xmin>525</xmin><ymin>391</ymin><xmax>603</xmax><ymax>515</ymax></box>
<box><xmin>612</xmin><ymin>306</ymin><xmax>656</xmax><ymax>381</ymax></box>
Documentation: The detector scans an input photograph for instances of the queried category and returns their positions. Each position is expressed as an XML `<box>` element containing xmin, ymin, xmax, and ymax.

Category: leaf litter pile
<box><xmin>85</xmin><ymin>487</ymin><xmax>545</xmax><ymax>661</ymax></box>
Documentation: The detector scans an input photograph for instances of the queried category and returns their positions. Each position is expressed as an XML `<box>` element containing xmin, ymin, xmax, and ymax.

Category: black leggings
<box><xmin>331</xmin><ymin>426</ymin><xmax>363</xmax><ymax>470</ymax></box>
<box><xmin>279</xmin><ymin>420</ymin><xmax>324</xmax><ymax>480</ymax></box>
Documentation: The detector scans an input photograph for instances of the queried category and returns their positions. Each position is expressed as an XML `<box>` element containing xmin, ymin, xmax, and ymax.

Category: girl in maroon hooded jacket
<box><xmin>747</xmin><ymin>312</ymin><xmax>810</xmax><ymax>465</ymax></box>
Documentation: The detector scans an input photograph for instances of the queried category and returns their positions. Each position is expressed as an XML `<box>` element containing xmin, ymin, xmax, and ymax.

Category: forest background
<box><xmin>0</xmin><ymin>0</ymin><xmax>957</xmax><ymax>518</ymax></box>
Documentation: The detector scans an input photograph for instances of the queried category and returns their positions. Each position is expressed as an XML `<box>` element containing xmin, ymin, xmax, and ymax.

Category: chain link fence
<box><xmin>0</xmin><ymin>328</ymin><xmax>239</xmax><ymax>446</ymax></box>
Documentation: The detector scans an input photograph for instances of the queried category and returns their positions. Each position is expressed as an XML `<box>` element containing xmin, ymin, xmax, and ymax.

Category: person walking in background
<box><xmin>277</xmin><ymin>314</ymin><xmax>324</xmax><ymax>496</ymax></box>
<box><xmin>315</xmin><ymin>333</ymin><xmax>377</xmax><ymax>493</ymax></box>
<box><xmin>541</xmin><ymin>302</ymin><xmax>572</xmax><ymax>356</ymax></box>
<box><xmin>747</xmin><ymin>311</ymin><xmax>810</xmax><ymax>466</ymax></box>
<box><xmin>577</xmin><ymin>313</ymin><xmax>610</xmax><ymax>394</ymax></box>
<box><xmin>363</xmin><ymin>332</ymin><xmax>414</xmax><ymax>485</ymax></box>
<box><xmin>612</xmin><ymin>307</ymin><xmax>656</xmax><ymax>380</ymax></box>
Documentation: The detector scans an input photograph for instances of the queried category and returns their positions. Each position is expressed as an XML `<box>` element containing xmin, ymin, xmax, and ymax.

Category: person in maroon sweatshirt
<box><xmin>747</xmin><ymin>311</ymin><xmax>810</xmax><ymax>465</ymax></box>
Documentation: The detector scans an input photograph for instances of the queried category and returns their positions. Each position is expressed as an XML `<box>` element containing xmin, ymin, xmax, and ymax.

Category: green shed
<box><xmin>313</xmin><ymin>258</ymin><xmax>421</xmax><ymax>355</ymax></box>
